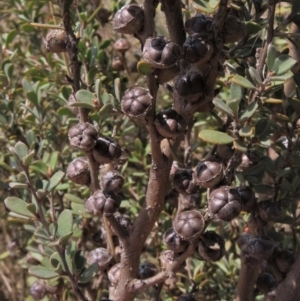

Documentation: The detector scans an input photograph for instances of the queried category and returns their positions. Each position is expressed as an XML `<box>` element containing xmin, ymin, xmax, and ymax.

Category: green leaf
<box><xmin>271</xmin><ymin>54</ymin><xmax>297</xmax><ymax>75</ymax></box>
<box><xmin>227</xmin><ymin>98</ymin><xmax>240</xmax><ymax>115</ymax></box>
<box><xmin>34</xmin><ymin>227</ymin><xmax>51</xmax><ymax>240</ymax></box>
<box><xmin>212</xmin><ymin>98</ymin><xmax>233</xmax><ymax>116</ymax></box>
<box><xmin>46</xmin><ymin>171</ymin><xmax>65</xmax><ymax>192</ymax></box>
<box><xmin>248</xmin><ymin>67</ymin><xmax>262</xmax><ymax>85</ymax></box>
<box><xmin>137</xmin><ymin>60</ymin><xmax>153</xmax><ymax>75</ymax></box>
<box><xmin>4</xmin><ymin>197</ymin><xmax>35</xmax><ymax>218</ymax></box>
<box><xmin>240</xmin><ymin>102</ymin><xmax>259</xmax><ymax>121</ymax></box>
<box><xmin>9</xmin><ymin>182</ymin><xmax>28</xmax><ymax>189</ymax></box>
<box><xmin>255</xmin><ymin>118</ymin><xmax>269</xmax><ymax>137</ymax></box>
<box><xmin>57</xmin><ymin>209</ymin><xmax>73</xmax><ymax>237</ymax></box>
<box><xmin>231</xmin><ymin>74</ymin><xmax>256</xmax><ymax>90</ymax></box>
<box><xmin>5</xmin><ymin>29</ymin><xmax>17</xmax><ymax>47</ymax></box>
<box><xmin>26</xmin><ymin>91</ymin><xmax>39</xmax><ymax>106</ymax></box>
<box><xmin>64</xmin><ymin>193</ymin><xmax>84</xmax><ymax>204</ymax></box>
<box><xmin>57</xmin><ymin>232</ymin><xmax>73</xmax><ymax>247</ymax></box>
<box><xmin>267</xmin><ymin>44</ymin><xmax>277</xmax><ymax>71</ymax></box>
<box><xmin>191</xmin><ymin>0</ymin><xmax>216</xmax><ymax>13</ymax></box>
<box><xmin>239</xmin><ymin>125</ymin><xmax>253</xmax><ymax>137</ymax></box>
<box><xmin>73</xmin><ymin>250</ymin><xmax>85</xmax><ymax>274</ymax></box>
<box><xmin>27</xmin><ymin>203</ymin><xmax>37</xmax><ymax>215</ymax></box>
<box><xmin>23</xmin><ymin>150</ymin><xmax>35</xmax><ymax>166</ymax></box>
<box><xmin>78</xmin><ymin>263</ymin><xmax>99</xmax><ymax>283</ymax></box>
<box><xmin>199</xmin><ymin>130</ymin><xmax>235</xmax><ymax>145</ymax></box>
<box><xmin>95</xmin><ymin>78</ymin><xmax>102</xmax><ymax>101</ymax></box>
<box><xmin>74</xmin><ymin>89</ymin><xmax>95</xmax><ymax>110</ymax></box>
<box><xmin>14</xmin><ymin>141</ymin><xmax>29</xmax><ymax>160</ymax></box>
<box><xmin>230</xmin><ymin>82</ymin><xmax>243</xmax><ymax>102</ymax></box>
<box><xmin>98</xmin><ymin>103</ymin><xmax>113</xmax><ymax>120</ymax></box>
<box><xmin>233</xmin><ymin>140</ymin><xmax>247</xmax><ymax>152</ymax></box>
<box><xmin>245</xmin><ymin>21</ymin><xmax>262</xmax><ymax>35</ymax></box>
<box><xmin>29</xmin><ymin>266</ymin><xmax>60</xmax><ymax>279</ymax></box>
<box><xmin>114</xmin><ymin>78</ymin><xmax>121</xmax><ymax>102</ymax></box>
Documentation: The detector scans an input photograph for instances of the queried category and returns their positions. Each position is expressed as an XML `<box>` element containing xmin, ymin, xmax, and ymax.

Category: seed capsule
<box><xmin>66</xmin><ymin>157</ymin><xmax>90</xmax><ymax>185</ymax></box>
<box><xmin>173</xmin><ymin>210</ymin><xmax>205</xmax><ymax>240</ymax></box>
<box><xmin>184</xmin><ymin>14</ymin><xmax>213</xmax><ymax>36</ymax></box>
<box><xmin>113</xmin><ymin>4</ymin><xmax>144</xmax><ymax>35</ymax></box>
<box><xmin>138</xmin><ymin>262</ymin><xmax>157</xmax><ymax>279</ymax></box>
<box><xmin>163</xmin><ymin>228</ymin><xmax>189</xmax><ymax>253</ymax></box>
<box><xmin>193</xmin><ymin>161</ymin><xmax>223</xmax><ymax>188</ymax></box>
<box><xmin>143</xmin><ymin>36</ymin><xmax>180</xmax><ymax>69</ymax></box>
<box><xmin>173</xmin><ymin>169</ymin><xmax>198</xmax><ymax>195</ymax></box>
<box><xmin>46</xmin><ymin>29</ymin><xmax>68</xmax><ymax>53</ymax></box>
<box><xmin>183</xmin><ymin>34</ymin><xmax>214</xmax><ymax>66</ymax></box>
<box><xmin>198</xmin><ymin>231</ymin><xmax>225</xmax><ymax>261</ymax></box>
<box><xmin>87</xmin><ymin>248</ymin><xmax>112</xmax><ymax>270</ymax></box>
<box><xmin>121</xmin><ymin>86</ymin><xmax>152</xmax><ymax>117</ymax></box>
<box><xmin>208</xmin><ymin>186</ymin><xmax>242</xmax><ymax>221</ymax></box>
<box><xmin>154</xmin><ymin>109</ymin><xmax>186</xmax><ymax>139</ymax></box>
<box><xmin>68</xmin><ymin>122</ymin><xmax>98</xmax><ymax>151</ymax></box>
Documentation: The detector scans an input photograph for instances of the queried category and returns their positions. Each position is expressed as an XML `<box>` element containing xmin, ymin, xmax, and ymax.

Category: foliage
<box><xmin>1</xmin><ymin>0</ymin><xmax>300</xmax><ymax>301</ymax></box>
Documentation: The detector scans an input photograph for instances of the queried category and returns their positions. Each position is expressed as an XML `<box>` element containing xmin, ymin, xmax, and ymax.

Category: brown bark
<box><xmin>275</xmin><ymin>252</ymin><xmax>300</xmax><ymax>301</ymax></box>
<box><xmin>235</xmin><ymin>263</ymin><xmax>260</xmax><ymax>301</ymax></box>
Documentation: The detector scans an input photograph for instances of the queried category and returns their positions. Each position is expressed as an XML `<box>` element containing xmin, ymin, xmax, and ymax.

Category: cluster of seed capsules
<box><xmin>44</xmin><ymin>3</ymin><xmax>296</xmax><ymax>298</ymax></box>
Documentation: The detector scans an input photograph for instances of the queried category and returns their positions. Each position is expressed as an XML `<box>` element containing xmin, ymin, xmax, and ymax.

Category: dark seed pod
<box><xmin>113</xmin><ymin>4</ymin><xmax>144</xmax><ymax>35</ymax></box>
<box><xmin>184</xmin><ymin>14</ymin><xmax>213</xmax><ymax>36</ymax></box>
<box><xmin>180</xmin><ymin>192</ymin><xmax>201</xmax><ymax>210</ymax></box>
<box><xmin>223</xmin><ymin>15</ymin><xmax>246</xmax><ymax>44</ymax></box>
<box><xmin>121</xmin><ymin>86</ymin><xmax>152</xmax><ymax>117</ymax></box>
<box><xmin>114</xmin><ymin>213</ymin><xmax>133</xmax><ymax>233</ymax></box>
<box><xmin>66</xmin><ymin>157</ymin><xmax>90</xmax><ymax>185</ymax></box>
<box><xmin>198</xmin><ymin>231</ymin><xmax>225</xmax><ymax>261</ymax></box>
<box><xmin>258</xmin><ymin>200</ymin><xmax>281</xmax><ymax>222</ymax></box>
<box><xmin>68</xmin><ymin>122</ymin><xmax>98</xmax><ymax>151</ymax></box>
<box><xmin>159</xmin><ymin>250</ymin><xmax>180</xmax><ymax>270</ymax></box>
<box><xmin>101</xmin><ymin>170</ymin><xmax>124</xmax><ymax>193</ymax></box>
<box><xmin>154</xmin><ymin>109</ymin><xmax>186</xmax><ymax>139</ymax></box>
<box><xmin>112</xmin><ymin>57</ymin><xmax>124</xmax><ymax>71</ymax></box>
<box><xmin>193</xmin><ymin>161</ymin><xmax>223</xmax><ymax>188</ymax></box>
<box><xmin>237</xmin><ymin>186</ymin><xmax>255</xmax><ymax>212</ymax></box>
<box><xmin>67</xmin><ymin>93</ymin><xmax>79</xmax><ymax>117</ymax></box>
<box><xmin>173</xmin><ymin>169</ymin><xmax>198</xmax><ymax>195</ymax></box>
<box><xmin>108</xmin><ymin>263</ymin><xmax>121</xmax><ymax>287</ymax></box>
<box><xmin>163</xmin><ymin>228</ymin><xmax>189</xmax><ymax>253</ymax></box>
<box><xmin>85</xmin><ymin>190</ymin><xmax>121</xmax><ymax>216</ymax></box>
<box><xmin>173</xmin><ymin>210</ymin><xmax>205</xmax><ymax>240</ymax></box>
<box><xmin>208</xmin><ymin>186</ymin><xmax>242</xmax><ymax>221</ymax></box>
<box><xmin>273</xmin><ymin>249</ymin><xmax>295</xmax><ymax>274</ymax></box>
<box><xmin>183</xmin><ymin>34</ymin><xmax>214</xmax><ymax>65</ymax></box>
<box><xmin>30</xmin><ymin>280</ymin><xmax>46</xmax><ymax>301</ymax></box>
<box><xmin>143</xmin><ymin>36</ymin><xmax>180</xmax><ymax>69</ymax></box>
<box><xmin>46</xmin><ymin>29</ymin><xmax>67</xmax><ymax>53</ymax></box>
<box><xmin>256</xmin><ymin>273</ymin><xmax>277</xmax><ymax>294</ymax></box>
<box><xmin>156</xmin><ymin>64</ymin><xmax>180</xmax><ymax>84</ymax></box>
<box><xmin>86</xmin><ymin>248</ymin><xmax>112</xmax><ymax>270</ymax></box>
<box><xmin>92</xmin><ymin>137</ymin><xmax>122</xmax><ymax>165</ymax></box>
<box><xmin>216</xmin><ymin>144</ymin><xmax>234</xmax><ymax>161</ymax></box>
<box><xmin>175</xmin><ymin>71</ymin><xmax>205</xmax><ymax>102</ymax></box>
<box><xmin>113</xmin><ymin>38</ymin><xmax>131</xmax><ymax>53</ymax></box>
<box><xmin>176</xmin><ymin>293</ymin><xmax>197</xmax><ymax>301</ymax></box>
<box><xmin>238</xmin><ymin>233</ymin><xmax>274</xmax><ymax>263</ymax></box>
<box><xmin>138</xmin><ymin>262</ymin><xmax>157</xmax><ymax>279</ymax></box>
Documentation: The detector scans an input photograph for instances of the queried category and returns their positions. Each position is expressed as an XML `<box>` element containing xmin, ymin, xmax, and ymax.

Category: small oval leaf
<box><xmin>57</xmin><ymin>209</ymin><xmax>73</xmax><ymax>237</ymax></box>
<box><xmin>231</xmin><ymin>74</ymin><xmax>255</xmax><ymax>90</ymax></box>
<box><xmin>199</xmin><ymin>130</ymin><xmax>235</xmax><ymax>145</ymax></box>
<box><xmin>4</xmin><ymin>197</ymin><xmax>35</xmax><ymax>218</ymax></box>
<box><xmin>29</xmin><ymin>266</ymin><xmax>60</xmax><ymax>279</ymax></box>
